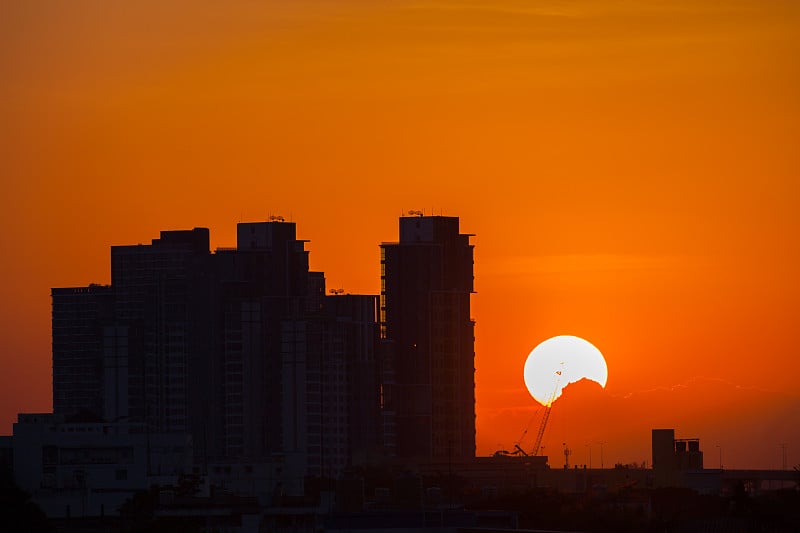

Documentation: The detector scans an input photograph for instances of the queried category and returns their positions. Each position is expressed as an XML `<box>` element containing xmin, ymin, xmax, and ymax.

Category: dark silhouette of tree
<box><xmin>0</xmin><ymin>467</ymin><xmax>53</xmax><ymax>533</ymax></box>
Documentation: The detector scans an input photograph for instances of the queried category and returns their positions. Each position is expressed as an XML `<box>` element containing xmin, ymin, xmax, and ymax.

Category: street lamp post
<box><xmin>599</xmin><ymin>441</ymin><xmax>606</xmax><ymax>469</ymax></box>
<box><xmin>716</xmin><ymin>445</ymin><xmax>722</xmax><ymax>470</ymax></box>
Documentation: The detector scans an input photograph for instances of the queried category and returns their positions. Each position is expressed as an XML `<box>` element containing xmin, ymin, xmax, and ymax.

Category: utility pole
<box><xmin>779</xmin><ymin>443</ymin><xmax>787</xmax><ymax>470</ymax></box>
<box><xmin>599</xmin><ymin>441</ymin><xmax>606</xmax><ymax>469</ymax></box>
<box><xmin>716</xmin><ymin>445</ymin><xmax>722</xmax><ymax>470</ymax></box>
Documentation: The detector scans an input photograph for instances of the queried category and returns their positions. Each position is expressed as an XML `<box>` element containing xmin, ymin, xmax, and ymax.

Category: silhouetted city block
<box><xmin>50</xmin><ymin>221</ymin><xmax>383</xmax><ymax>482</ymax></box>
<box><xmin>9</xmin><ymin>215</ymin><xmax>800</xmax><ymax>529</ymax></box>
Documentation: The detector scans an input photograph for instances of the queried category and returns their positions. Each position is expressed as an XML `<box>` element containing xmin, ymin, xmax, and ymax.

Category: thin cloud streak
<box><xmin>388</xmin><ymin>0</ymin><xmax>776</xmax><ymax>39</ymax></box>
<box><xmin>617</xmin><ymin>375</ymin><xmax>799</xmax><ymax>401</ymax></box>
<box><xmin>399</xmin><ymin>1</ymin><xmax>584</xmax><ymax>19</ymax></box>
<box><xmin>486</xmin><ymin>253</ymin><xmax>716</xmax><ymax>277</ymax></box>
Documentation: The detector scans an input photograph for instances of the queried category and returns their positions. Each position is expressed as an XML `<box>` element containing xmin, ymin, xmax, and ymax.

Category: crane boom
<box><xmin>531</xmin><ymin>405</ymin><xmax>552</xmax><ymax>456</ymax></box>
<box><xmin>531</xmin><ymin>367</ymin><xmax>563</xmax><ymax>456</ymax></box>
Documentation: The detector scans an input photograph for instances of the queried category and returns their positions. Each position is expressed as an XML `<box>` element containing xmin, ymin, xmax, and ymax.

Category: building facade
<box><xmin>109</xmin><ymin>228</ymin><xmax>217</xmax><ymax>461</ymax></box>
<box><xmin>51</xmin><ymin>285</ymin><xmax>114</xmax><ymax>420</ymax></box>
<box><xmin>12</xmin><ymin>413</ymin><xmax>191</xmax><ymax>518</ymax></box>
<box><xmin>380</xmin><ymin>215</ymin><xmax>476</xmax><ymax>461</ymax></box>
<box><xmin>652</xmin><ymin>428</ymin><xmax>705</xmax><ymax>487</ymax></box>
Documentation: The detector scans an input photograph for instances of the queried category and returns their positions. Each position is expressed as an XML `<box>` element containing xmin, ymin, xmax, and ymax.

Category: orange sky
<box><xmin>1</xmin><ymin>1</ymin><xmax>798</xmax><ymax>469</ymax></box>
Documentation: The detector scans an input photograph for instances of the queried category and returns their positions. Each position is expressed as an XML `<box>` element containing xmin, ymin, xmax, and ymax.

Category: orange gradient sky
<box><xmin>1</xmin><ymin>1</ymin><xmax>798</xmax><ymax>469</ymax></box>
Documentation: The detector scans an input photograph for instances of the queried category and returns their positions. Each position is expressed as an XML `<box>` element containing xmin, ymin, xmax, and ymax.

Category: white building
<box><xmin>12</xmin><ymin>413</ymin><xmax>191</xmax><ymax>518</ymax></box>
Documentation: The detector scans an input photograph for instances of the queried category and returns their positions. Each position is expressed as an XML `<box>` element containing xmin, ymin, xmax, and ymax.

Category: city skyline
<box><xmin>49</xmin><ymin>216</ymin><xmax>479</xmax><ymax>471</ymax></box>
<box><xmin>7</xmin><ymin>213</ymin><xmax>799</xmax><ymax>472</ymax></box>
<box><xmin>2</xmin><ymin>1</ymin><xmax>799</xmax><ymax>472</ymax></box>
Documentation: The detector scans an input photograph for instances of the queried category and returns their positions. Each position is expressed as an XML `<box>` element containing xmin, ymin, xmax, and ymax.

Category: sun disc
<box><xmin>523</xmin><ymin>335</ymin><xmax>608</xmax><ymax>405</ymax></box>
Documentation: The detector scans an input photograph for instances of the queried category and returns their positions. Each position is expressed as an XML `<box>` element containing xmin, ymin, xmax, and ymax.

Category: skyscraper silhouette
<box><xmin>214</xmin><ymin>222</ymin><xmax>313</xmax><ymax>464</ymax></box>
<box><xmin>380</xmin><ymin>215</ymin><xmax>475</xmax><ymax>460</ymax></box>
<box><xmin>52</xmin><ymin>284</ymin><xmax>113</xmax><ymax>420</ymax></box>
<box><xmin>109</xmin><ymin>228</ymin><xmax>216</xmax><ymax>456</ymax></box>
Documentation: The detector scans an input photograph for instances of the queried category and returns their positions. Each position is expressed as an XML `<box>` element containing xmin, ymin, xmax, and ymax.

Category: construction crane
<box><xmin>531</xmin><ymin>365</ymin><xmax>564</xmax><ymax>457</ymax></box>
<box><xmin>492</xmin><ymin>364</ymin><xmax>564</xmax><ymax>459</ymax></box>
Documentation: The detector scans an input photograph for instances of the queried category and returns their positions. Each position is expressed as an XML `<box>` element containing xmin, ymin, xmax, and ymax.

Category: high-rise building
<box><xmin>318</xmin><ymin>294</ymin><xmax>381</xmax><ymax>475</ymax></box>
<box><xmin>380</xmin><ymin>215</ymin><xmax>475</xmax><ymax>461</ymax></box>
<box><xmin>52</xmin><ymin>284</ymin><xmax>114</xmax><ymax>420</ymax></box>
<box><xmin>215</xmin><ymin>221</ymin><xmax>313</xmax><ymax>465</ymax></box>
<box><xmin>109</xmin><ymin>228</ymin><xmax>216</xmax><ymax>460</ymax></box>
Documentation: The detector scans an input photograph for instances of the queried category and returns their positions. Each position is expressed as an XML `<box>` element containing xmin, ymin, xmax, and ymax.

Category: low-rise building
<box><xmin>12</xmin><ymin>413</ymin><xmax>191</xmax><ymax>518</ymax></box>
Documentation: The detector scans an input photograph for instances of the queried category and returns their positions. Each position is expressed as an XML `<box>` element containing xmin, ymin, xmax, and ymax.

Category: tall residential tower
<box><xmin>380</xmin><ymin>215</ymin><xmax>475</xmax><ymax>461</ymax></box>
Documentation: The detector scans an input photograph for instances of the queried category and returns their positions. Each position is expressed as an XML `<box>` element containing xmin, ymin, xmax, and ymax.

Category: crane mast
<box><xmin>531</xmin><ymin>366</ymin><xmax>563</xmax><ymax>456</ymax></box>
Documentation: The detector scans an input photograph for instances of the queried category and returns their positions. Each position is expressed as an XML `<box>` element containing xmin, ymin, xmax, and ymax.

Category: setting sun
<box><xmin>523</xmin><ymin>335</ymin><xmax>608</xmax><ymax>406</ymax></box>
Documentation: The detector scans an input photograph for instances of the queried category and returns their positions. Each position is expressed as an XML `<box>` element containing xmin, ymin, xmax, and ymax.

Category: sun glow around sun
<box><xmin>523</xmin><ymin>335</ymin><xmax>608</xmax><ymax>406</ymax></box>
